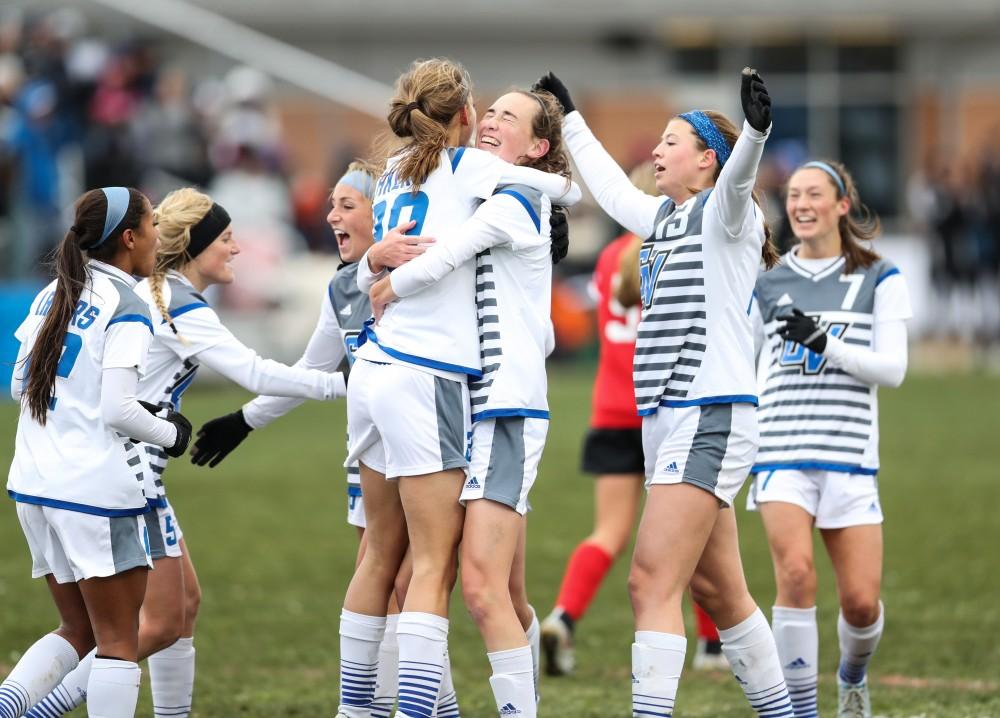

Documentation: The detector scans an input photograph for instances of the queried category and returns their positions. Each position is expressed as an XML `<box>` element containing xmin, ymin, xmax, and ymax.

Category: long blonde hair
<box><xmin>150</xmin><ymin>188</ymin><xmax>214</xmax><ymax>338</ymax></box>
<box><xmin>382</xmin><ymin>58</ymin><xmax>472</xmax><ymax>192</ymax></box>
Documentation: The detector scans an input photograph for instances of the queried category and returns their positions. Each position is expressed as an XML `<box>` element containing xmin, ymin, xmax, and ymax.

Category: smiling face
<box><xmin>477</xmin><ymin>92</ymin><xmax>548</xmax><ymax>166</ymax></box>
<box><xmin>191</xmin><ymin>224</ymin><xmax>239</xmax><ymax>286</ymax></box>
<box><xmin>650</xmin><ymin>118</ymin><xmax>718</xmax><ymax>201</ymax></box>
<box><xmin>785</xmin><ymin>167</ymin><xmax>850</xmax><ymax>246</ymax></box>
<box><xmin>327</xmin><ymin>183</ymin><xmax>373</xmax><ymax>263</ymax></box>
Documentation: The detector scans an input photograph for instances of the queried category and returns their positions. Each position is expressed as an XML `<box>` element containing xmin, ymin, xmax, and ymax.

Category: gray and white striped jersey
<box><xmin>385</xmin><ymin>183</ymin><xmax>555</xmax><ymax>422</ymax></box>
<box><xmin>563</xmin><ymin>112</ymin><xmax>770</xmax><ymax>416</ymax></box>
<box><xmin>751</xmin><ymin>249</ymin><xmax>912</xmax><ymax>474</ymax></box>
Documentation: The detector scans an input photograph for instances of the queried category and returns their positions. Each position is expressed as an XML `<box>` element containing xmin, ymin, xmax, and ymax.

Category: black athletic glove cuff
<box><xmin>164</xmin><ymin>411</ymin><xmax>193</xmax><ymax>458</ymax></box>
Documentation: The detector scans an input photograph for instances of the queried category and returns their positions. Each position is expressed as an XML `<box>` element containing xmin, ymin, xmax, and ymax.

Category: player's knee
<box><xmin>839</xmin><ymin>591</ymin><xmax>880</xmax><ymax>627</ymax></box>
<box><xmin>775</xmin><ymin>554</ymin><xmax>817</xmax><ymax>601</ymax></box>
<box><xmin>143</xmin><ymin>614</ymin><xmax>183</xmax><ymax>653</ymax></box>
<box><xmin>627</xmin><ymin>559</ymin><xmax>657</xmax><ymax>606</ymax></box>
<box><xmin>461</xmin><ymin>571</ymin><xmax>504</xmax><ymax>624</ymax></box>
<box><xmin>57</xmin><ymin>623</ymin><xmax>95</xmax><ymax>657</ymax></box>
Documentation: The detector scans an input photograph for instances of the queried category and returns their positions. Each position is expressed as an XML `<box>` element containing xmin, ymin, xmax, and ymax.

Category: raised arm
<box><xmin>714</xmin><ymin>69</ymin><xmax>772</xmax><ymax>239</ymax></box>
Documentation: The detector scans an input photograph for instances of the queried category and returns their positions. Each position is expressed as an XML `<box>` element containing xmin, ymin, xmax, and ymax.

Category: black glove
<box><xmin>163</xmin><ymin>410</ymin><xmax>193</xmax><ymax>459</ymax></box>
<box><xmin>190</xmin><ymin>410</ymin><xmax>253</xmax><ymax>467</ymax></box>
<box><xmin>777</xmin><ymin>308</ymin><xmax>827</xmax><ymax>353</ymax></box>
<box><xmin>740</xmin><ymin>67</ymin><xmax>771</xmax><ymax>133</ymax></box>
<box><xmin>532</xmin><ymin>72</ymin><xmax>575</xmax><ymax>114</ymax></box>
<box><xmin>137</xmin><ymin>400</ymin><xmax>163</xmax><ymax>415</ymax></box>
<box><xmin>550</xmin><ymin>206</ymin><xmax>569</xmax><ymax>264</ymax></box>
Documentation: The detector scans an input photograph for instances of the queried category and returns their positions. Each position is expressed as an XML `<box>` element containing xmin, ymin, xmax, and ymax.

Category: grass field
<box><xmin>1</xmin><ymin>367</ymin><xmax>998</xmax><ymax>717</ymax></box>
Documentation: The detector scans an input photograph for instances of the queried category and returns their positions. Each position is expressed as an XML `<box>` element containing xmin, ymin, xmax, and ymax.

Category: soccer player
<box><xmin>187</xmin><ymin>163</ymin><xmax>462</xmax><ymax>718</ymax></box>
<box><xmin>365</xmin><ymin>86</ymin><xmax>574</xmax><ymax>717</ymax></box>
<box><xmin>2</xmin><ymin>187</ymin><xmax>191</xmax><ymax>718</ymax></box>
<box><xmin>748</xmin><ymin>160</ymin><xmax>912</xmax><ymax>718</ymax></box>
<box><xmin>339</xmin><ymin>58</ymin><xmax>579</xmax><ymax>718</ymax></box>
<box><xmin>537</xmin><ymin>68</ymin><xmax>795</xmax><ymax>716</ymax></box>
<box><xmin>540</xmin><ymin>163</ymin><xmax>729</xmax><ymax>677</ymax></box>
<box><xmin>25</xmin><ymin>188</ymin><xmax>345</xmax><ymax>718</ymax></box>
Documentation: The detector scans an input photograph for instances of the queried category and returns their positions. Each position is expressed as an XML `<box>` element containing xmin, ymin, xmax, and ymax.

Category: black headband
<box><xmin>187</xmin><ymin>203</ymin><xmax>231</xmax><ymax>259</ymax></box>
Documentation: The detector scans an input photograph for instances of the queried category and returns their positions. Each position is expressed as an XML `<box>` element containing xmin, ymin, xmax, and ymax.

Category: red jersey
<box><xmin>590</xmin><ymin>234</ymin><xmax>642</xmax><ymax>429</ymax></box>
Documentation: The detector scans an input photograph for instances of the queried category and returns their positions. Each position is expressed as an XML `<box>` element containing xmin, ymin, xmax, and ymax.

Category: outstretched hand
<box><xmin>532</xmin><ymin>72</ymin><xmax>575</xmax><ymax>115</ymax></box>
<box><xmin>740</xmin><ymin>67</ymin><xmax>771</xmax><ymax>133</ymax></box>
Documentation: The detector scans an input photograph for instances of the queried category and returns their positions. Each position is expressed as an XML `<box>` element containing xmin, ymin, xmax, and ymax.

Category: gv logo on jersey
<box><xmin>779</xmin><ymin>321</ymin><xmax>849</xmax><ymax>374</ymax></box>
<box><xmin>343</xmin><ymin>331</ymin><xmax>361</xmax><ymax>366</ymax></box>
<box><xmin>639</xmin><ymin>245</ymin><xmax>671</xmax><ymax>310</ymax></box>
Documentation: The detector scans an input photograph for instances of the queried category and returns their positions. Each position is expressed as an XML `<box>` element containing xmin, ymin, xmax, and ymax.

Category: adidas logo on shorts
<box><xmin>785</xmin><ymin>657</ymin><xmax>811</xmax><ymax>670</ymax></box>
<box><xmin>665</xmin><ymin>461</ymin><xmax>679</xmax><ymax>473</ymax></box>
<box><xmin>499</xmin><ymin>703</ymin><xmax>522</xmax><ymax>715</ymax></box>
<box><xmin>465</xmin><ymin>476</ymin><xmax>481</xmax><ymax>490</ymax></box>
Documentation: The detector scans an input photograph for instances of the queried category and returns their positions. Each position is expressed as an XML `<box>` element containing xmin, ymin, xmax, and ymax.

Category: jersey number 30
<box><xmin>372</xmin><ymin>191</ymin><xmax>429</xmax><ymax>242</ymax></box>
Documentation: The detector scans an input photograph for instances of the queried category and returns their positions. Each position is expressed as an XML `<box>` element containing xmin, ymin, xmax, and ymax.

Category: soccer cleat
<box><xmin>691</xmin><ymin>638</ymin><xmax>730</xmax><ymax>671</ymax></box>
<box><xmin>540</xmin><ymin>610</ymin><xmax>575</xmax><ymax>676</ymax></box>
<box><xmin>837</xmin><ymin>679</ymin><xmax>872</xmax><ymax>718</ymax></box>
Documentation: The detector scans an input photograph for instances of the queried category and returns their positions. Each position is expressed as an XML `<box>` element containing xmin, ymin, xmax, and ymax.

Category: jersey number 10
<box><xmin>372</xmin><ymin>191</ymin><xmax>429</xmax><ymax>242</ymax></box>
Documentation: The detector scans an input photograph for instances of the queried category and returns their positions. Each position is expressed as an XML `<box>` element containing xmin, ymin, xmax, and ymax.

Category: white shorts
<box><xmin>143</xmin><ymin>500</ymin><xmax>184</xmax><ymax>560</ymax></box>
<box><xmin>16</xmin><ymin>503</ymin><xmax>152</xmax><ymax>583</ymax></box>
<box><xmin>461</xmin><ymin>416</ymin><xmax>548</xmax><ymax>515</ymax></box>
<box><xmin>747</xmin><ymin>469</ymin><xmax>883</xmax><ymax>528</ymax></box>
<box><xmin>346</xmin><ymin>359</ymin><xmax>470</xmax><ymax>479</ymax></box>
<box><xmin>642</xmin><ymin>403</ymin><xmax>758</xmax><ymax>507</ymax></box>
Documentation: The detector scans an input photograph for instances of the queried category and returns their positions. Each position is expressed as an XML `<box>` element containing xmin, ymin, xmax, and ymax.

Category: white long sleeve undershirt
<box><xmin>823</xmin><ymin>319</ymin><xmax>908</xmax><ymax>388</ymax></box>
<box><xmin>101</xmin><ymin>367</ymin><xmax>178</xmax><ymax>447</ymax></box>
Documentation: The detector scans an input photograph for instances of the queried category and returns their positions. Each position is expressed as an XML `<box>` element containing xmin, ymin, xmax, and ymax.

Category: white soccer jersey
<box><xmin>134</xmin><ymin>271</ymin><xmax>343</xmax><ymax>499</ymax></box>
<box><xmin>563</xmin><ymin>111</ymin><xmax>769</xmax><ymax>415</ymax></box>
<box><xmin>751</xmin><ymin>250</ymin><xmax>912</xmax><ymax>474</ymax></box>
<box><xmin>356</xmin><ymin>147</ymin><xmax>579</xmax><ymax>379</ymax></box>
<box><xmin>8</xmin><ymin>261</ymin><xmax>154</xmax><ymax>516</ymax></box>
<box><xmin>388</xmin><ymin>184</ymin><xmax>554</xmax><ymax>422</ymax></box>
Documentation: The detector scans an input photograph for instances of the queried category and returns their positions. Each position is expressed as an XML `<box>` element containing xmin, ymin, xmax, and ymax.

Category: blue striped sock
<box><xmin>719</xmin><ymin>609</ymin><xmax>795</xmax><ymax>718</ymax></box>
<box><xmin>0</xmin><ymin>682</ymin><xmax>31</xmax><ymax>718</ymax></box>
<box><xmin>837</xmin><ymin>603</ymin><xmax>883</xmax><ymax>687</ymax></box>
<box><xmin>24</xmin><ymin>683</ymin><xmax>81</xmax><ymax>717</ymax></box>
<box><xmin>338</xmin><ymin>609</ymin><xmax>386</xmax><ymax>716</ymax></box>
<box><xmin>772</xmin><ymin>606</ymin><xmax>818</xmax><ymax>718</ymax></box>
<box><xmin>395</xmin><ymin>613</ymin><xmax>449</xmax><ymax>718</ymax></box>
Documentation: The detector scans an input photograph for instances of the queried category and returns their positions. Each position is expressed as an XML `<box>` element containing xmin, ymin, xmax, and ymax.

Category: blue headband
<box><xmin>801</xmin><ymin>161</ymin><xmax>846</xmax><ymax>196</ymax></box>
<box><xmin>94</xmin><ymin>187</ymin><xmax>131</xmax><ymax>248</ymax></box>
<box><xmin>337</xmin><ymin>169</ymin><xmax>375</xmax><ymax>202</ymax></box>
<box><xmin>679</xmin><ymin>111</ymin><xmax>731</xmax><ymax>167</ymax></box>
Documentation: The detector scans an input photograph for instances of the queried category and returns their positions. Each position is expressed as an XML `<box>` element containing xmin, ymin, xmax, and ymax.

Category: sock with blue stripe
<box><xmin>0</xmin><ymin>633</ymin><xmax>78</xmax><ymax>718</ymax></box>
<box><xmin>719</xmin><ymin>608</ymin><xmax>794</xmax><ymax>717</ymax></box>
<box><xmin>148</xmin><ymin>636</ymin><xmax>196</xmax><ymax>718</ymax></box>
<box><xmin>837</xmin><ymin>602</ymin><xmax>883</xmax><ymax>686</ymax></box>
<box><xmin>24</xmin><ymin>648</ymin><xmax>94</xmax><ymax>717</ymax></box>
<box><xmin>435</xmin><ymin>648</ymin><xmax>460</xmax><ymax>718</ymax></box>
<box><xmin>772</xmin><ymin>606</ymin><xmax>819</xmax><ymax>718</ymax></box>
<box><xmin>394</xmin><ymin>612</ymin><xmax>448</xmax><ymax>718</ymax></box>
<box><xmin>339</xmin><ymin>609</ymin><xmax>387</xmax><ymax>717</ymax></box>
<box><xmin>371</xmin><ymin>615</ymin><xmax>399</xmax><ymax>718</ymax></box>
<box><xmin>86</xmin><ymin>657</ymin><xmax>140</xmax><ymax>718</ymax></box>
<box><xmin>631</xmin><ymin>631</ymin><xmax>685</xmax><ymax>718</ymax></box>
<box><xmin>523</xmin><ymin>607</ymin><xmax>540</xmax><ymax>704</ymax></box>
<box><xmin>487</xmin><ymin>645</ymin><xmax>535</xmax><ymax>718</ymax></box>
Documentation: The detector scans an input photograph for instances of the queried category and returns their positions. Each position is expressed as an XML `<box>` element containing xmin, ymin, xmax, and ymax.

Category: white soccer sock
<box><xmin>523</xmin><ymin>607</ymin><xmax>541</xmax><ymax>704</ymax></box>
<box><xmin>371</xmin><ymin>615</ymin><xmax>399</xmax><ymax>718</ymax></box>
<box><xmin>394</xmin><ymin>612</ymin><xmax>448</xmax><ymax>718</ymax></box>
<box><xmin>487</xmin><ymin>646</ymin><xmax>535</xmax><ymax>718</ymax></box>
<box><xmin>148</xmin><ymin>637</ymin><xmax>195</xmax><ymax>718</ymax></box>
<box><xmin>772</xmin><ymin>606</ymin><xmax>818</xmax><ymax>718</ymax></box>
<box><xmin>838</xmin><ymin>601</ymin><xmax>884</xmax><ymax>686</ymax></box>
<box><xmin>23</xmin><ymin>647</ymin><xmax>95</xmax><ymax>717</ymax></box>
<box><xmin>86</xmin><ymin>658</ymin><xmax>140</xmax><ymax>718</ymax></box>
<box><xmin>339</xmin><ymin>609</ymin><xmax>387</xmax><ymax>718</ymax></box>
<box><xmin>719</xmin><ymin>608</ymin><xmax>795</xmax><ymax>717</ymax></box>
<box><xmin>631</xmin><ymin>631</ymin><xmax>685</xmax><ymax>718</ymax></box>
<box><xmin>434</xmin><ymin>648</ymin><xmax>460</xmax><ymax>718</ymax></box>
<box><xmin>0</xmin><ymin>633</ymin><xmax>78</xmax><ymax>718</ymax></box>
